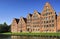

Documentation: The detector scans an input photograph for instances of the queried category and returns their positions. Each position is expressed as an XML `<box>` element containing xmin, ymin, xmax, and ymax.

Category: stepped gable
<box><xmin>42</xmin><ymin>2</ymin><xmax>55</xmax><ymax>13</ymax></box>
<box><xmin>34</xmin><ymin>10</ymin><xmax>41</xmax><ymax>15</ymax></box>
<box><xmin>23</xmin><ymin>17</ymin><xmax>27</xmax><ymax>23</ymax></box>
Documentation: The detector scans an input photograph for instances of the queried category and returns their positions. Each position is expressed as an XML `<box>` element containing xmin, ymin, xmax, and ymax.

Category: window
<box><xmin>51</xmin><ymin>12</ymin><xmax>52</xmax><ymax>14</ymax></box>
<box><xmin>44</xmin><ymin>21</ymin><xmax>45</xmax><ymax>23</ymax></box>
<box><xmin>46</xmin><ymin>21</ymin><xmax>48</xmax><ymax>23</ymax></box>
<box><xmin>34</xmin><ymin>26</ymin><xmax>36</xmax><ymax>27</ymax></box>
<box><xmin>43</xmin><ymin>12</ymin><xmax>52</xmax><ymax>16</ymax></box>
<box><xmin>45</xmin><ymin>13</ymin><xmax>47</xmax><ymax>16</ymax></box>
<box><xmin>52</xmin><ymin>16</ymin><xmax>54</xmax><ymax>19</ymax></box>
<box><xmin>33</xmin><ymin>15</ymin><xmax>39</xmax><ymax>20</ymax></box>
<box><xmin>52</xmin><ymin>24</ymin><xmax>54</xmax><ymax>27</ymax></box>
<box><xmin>46</xmin><ymin>6</ymin><xmax>48</xmax><ymax>9</ymax></box>
<box><xmin>47</xmin><ymin>25</ymin><xmax>48</xmax><ymax>27</ymax></box>
<box><xmin>46</xmin><ymin>9</ymin><xmax>49</xmax><ymax>12</ymax></box>
<box><xmin>44</xmin><ymin>25</ymin><xmax>48</xmax><ymax>28</ymax></box>
<box><xmin>44</xmin><ymin>17</ymin><xmax>48</xmax><ymax>20</ymax></box>
<box><xmin>46</xmin><ymin>17</ymin><xmax>48</xmax><ymax>20</ymax></box>
<box><xmin>43</xmin><ymin>14</ymin><xmax>45</xmax><ymax>16</ymax></box>
<box><xmin>49</xmin><ymin>20</ymin><xmax>51</xmax><ymax>23</ymax></box>
<box><xmin>43</xmin><ymin>13</ymin><xmax>48</xmax><ymax>16</ymax></box>
<box><xmin>46</xmin><ymin>6</ymin><xmax>49</xmax><ymax>12</ymax></box>
<box><xmin>33</xmin><ymin>22</ymin><xmax>39</xmax><ymax>24</ymax></box>
<box><xmin>52</xmin><ymin>20</ymin><xmax>54</xmax><ymax>22</ymax></box>
<box><xmin>33</xmin><ymin>14</ymin><xmax>37</xmax><ymax>18</ymax></box>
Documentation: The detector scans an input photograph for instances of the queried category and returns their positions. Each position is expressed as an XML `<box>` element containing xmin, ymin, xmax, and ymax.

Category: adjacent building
<box><xmin>17</xmin><ymin>17</ymin><xmax>27</xmax><ymax>32</ymax></box>
<box><xmin>11</xmin><ymin>2</ymin><xmax>60</xmax><ymax>33</ymax></box>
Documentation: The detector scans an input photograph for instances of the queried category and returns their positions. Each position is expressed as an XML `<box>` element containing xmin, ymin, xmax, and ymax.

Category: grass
<box><xmin>1</xmin><ymin>32</ymin><xmax>60</xmax><ymax>37</ymax></box>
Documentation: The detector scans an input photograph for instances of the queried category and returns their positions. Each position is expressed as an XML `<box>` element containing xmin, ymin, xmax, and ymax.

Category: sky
<box><xmin>0</xmin><ymin>0</ymin><xmax>60</xmax><ymax>25</ymax></box>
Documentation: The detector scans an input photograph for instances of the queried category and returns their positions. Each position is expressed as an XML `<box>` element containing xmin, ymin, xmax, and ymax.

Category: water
<box><xmin>0</xmin><ymin>35</ymin><xmax>60</xmax><ymax>39</ymax></box>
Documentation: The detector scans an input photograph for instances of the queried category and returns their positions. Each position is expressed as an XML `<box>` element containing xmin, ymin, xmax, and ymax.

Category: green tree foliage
<box><xmin>3</xmin><ymin>22</ymin><xmax>7</xmax><ymax>26</ymax></box>
<box><xmin>0</xmin><ymin>22</ymin><xmax>11</xmax><ymax>33</ymax></box>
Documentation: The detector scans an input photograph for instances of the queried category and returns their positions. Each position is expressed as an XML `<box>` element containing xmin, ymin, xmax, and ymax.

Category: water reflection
<box><xmin>11</xmin><ymin>36</ymin><xmax>60</xmax><ymax>39</ymax></box>
<box><xmin>0</xmin><ymin>35</ymin><xmax>10</xmax><ymax>39</ymax></box>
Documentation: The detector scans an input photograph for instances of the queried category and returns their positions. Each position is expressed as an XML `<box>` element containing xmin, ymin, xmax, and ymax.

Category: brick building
<box><xmin>11</xmin><ymin>18</ymin><xmax>19</xmax><ymax>32</ymax></box>
<box><xmin>11</xmin><ymin>2</ymin><xmax>60</xmax><ymax>33</ymax></box>
<box><xmin>17</xmin><ymin>17</ymin><xmax>27</xmax><ymax>32</ymax></box>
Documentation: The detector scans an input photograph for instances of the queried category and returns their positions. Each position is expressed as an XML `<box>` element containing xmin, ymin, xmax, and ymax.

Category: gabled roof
<box><xmin>45</xmin><ymin>2</ymin><xmax>54</xmax><ymax>11</ymax></box>
<box><xmin>20</xmin><ymin>17</ymin><xmax>27</xmax><ymax>23</ymax></box>
<box><xmin>23</xmin><ymin>17</ymin><xmax>27</xmax><ymax>23</ymax></box>
<box><xmin>38</xmin><ymin>12</ymin><xmax>41</xmax><ymax>15</ymax></box>
<box><xmin>41</xmin><ymin>2</ymin><xmax>55</xmax><ymax>14</ymax></box>
<box><xmin>29</xmin><ymin>14</ymin><xmax>32</xmax><ymax>17</ymax></box>
<box><xmin>14</xmin><ymin>18</ymin><xmax>19</xmax><ymax>24</ymax></box>
<box><xmin>45</xmin><ymin>2</ymin><xmax>50</xmax><ymax>6</ymax></box>
<box><xmin>34</xmin><ymin>10</ymin><xmax>41</xmax><ymax>15</ymax></box>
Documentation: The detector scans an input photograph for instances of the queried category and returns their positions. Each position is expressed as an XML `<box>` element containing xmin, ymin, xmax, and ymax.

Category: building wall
<box><xmin>57</xmin><ymin>14</ymin><xmax>60</xmax><ymax>32</ymax></box>
<box><xmin>27</xmin><ymin>14</ymin><xmax>32</xmax><ymax>32</ymax></box>
<box><xmin>11</xmin><ymin>2</ymin><xmax>60</xmax><ymax>33</ymax></box>
<box><xmin>17</xmin><ymin>18</ymin><xmax>21</xmax><ymax>32</ymax></box>
<box><xmin>11</xmin><ymin>19</ymin><xmax>18</xmax><ymax>33</ymax></box>
<box><xmin>41</xmin><ymin>2</ymin><xmax>57</xmax><ymax>32</ymax></box>
<box><xmin>17</xmin><ymin>17</ymin><xmax>27</xmax><ymax>32</ymax></box>
<box><xmin>32</xmin><ymin>11</ymin><xmax>41</xmax><ymax>32</ymax></box>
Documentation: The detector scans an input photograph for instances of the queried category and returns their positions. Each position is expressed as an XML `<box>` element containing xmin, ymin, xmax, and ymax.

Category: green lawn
<box><xmin>1</xmin><ymin>32</ymin><xmax>60</xmax><ymax>37</ymax></box>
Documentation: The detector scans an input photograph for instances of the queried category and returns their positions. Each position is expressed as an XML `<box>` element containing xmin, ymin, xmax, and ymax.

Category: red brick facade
<box><xmin>11</xmin><ymin>2</ymin><xmax>60</xmax><ymax>33</ymax></box>
<box><xmin>57</xmin><ymin>13</ymin><xmax>60</xmax><ymax>32</ymax></box>
<box><xmin>17</xmin><ymin>17</ymin><xmax>27</xmax><ymax>32</ymax></box>
<box><xmin>11</xmin><ymin>18</ymin><xmax>19</xmax><ymax>32</ymax></box>
<box><xmin>27</xmin><ymin>14</ymin><xmax>32</xmax><ymax>32</ymax></box>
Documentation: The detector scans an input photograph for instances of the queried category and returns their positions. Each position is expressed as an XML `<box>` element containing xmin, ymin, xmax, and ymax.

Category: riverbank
<box><xmin>1</xmin><ymin>32</ymin><xmax>60</xmax><ymax>37</ymax></box>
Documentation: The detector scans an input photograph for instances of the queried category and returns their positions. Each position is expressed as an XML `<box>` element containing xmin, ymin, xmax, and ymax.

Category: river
<box><xmin>0</xmin><ymin>35</ymin><xmax>60</xmax><ymax>39</ymax></box>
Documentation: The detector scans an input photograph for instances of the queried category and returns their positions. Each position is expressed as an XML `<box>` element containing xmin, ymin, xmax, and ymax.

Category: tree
<box><xmin>0</xmin><ymin>22</ymin><xmax>11</xmax><ymax>33</ymax></box>
<box><xmin>3</xmin><ymin>22</ymin><xmax>8</xmax><ymax>26</ymax></box>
